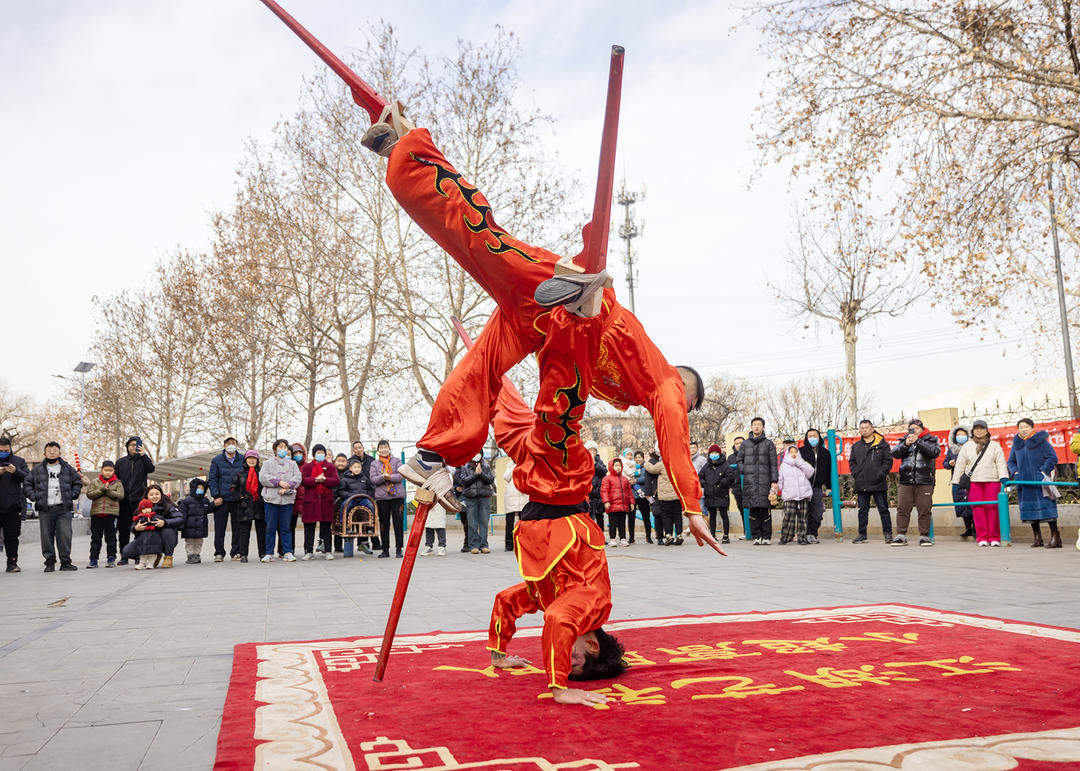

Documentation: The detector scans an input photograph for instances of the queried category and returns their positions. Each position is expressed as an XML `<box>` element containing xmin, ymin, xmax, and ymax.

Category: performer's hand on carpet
<box><xmin>491</xmin><ymin>652</ymin><xmax>533</xmax><ymax>669</ymax></box>
<box><xmin>552</xmin><ymin>688</ymin><xmax>609</xmax><ymax>707</ymax></box>
<box><xmin>687</xmin><ymin>514</ymin><xmax>727</xmax><ymax>556</ymax></box>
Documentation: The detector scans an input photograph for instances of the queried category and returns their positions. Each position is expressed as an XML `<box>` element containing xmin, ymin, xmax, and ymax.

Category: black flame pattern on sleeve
<box><xmin>411</xmin><ymin>153</ymin><xmax>539</xmax><ymax>264</ymax></box>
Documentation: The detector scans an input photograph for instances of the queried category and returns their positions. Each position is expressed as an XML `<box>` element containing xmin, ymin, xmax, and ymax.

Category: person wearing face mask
<box><xmin>944</xmin><ymin>425</ymin><xmax>976</xmax><ymax>538</ymax></box>
<box><xmin>286</xmin><ymin>443</ymin><xmax>308</xmax><ymax>556</ymax></box>
<box><xmin>0</xmin><ymin>436</ymin><xmax>30</xmax><ymax>572</ymax></box>
<box><xmin>1008</xmin><ymin>418</ymin><xmax>1062</xmax><ymax>548</ymax></box>
<box><xmin>453</xmin><ymin>451</ymin><xmax>495</xmax><ymax>554</ymax></box>
<box><xmin>301</xmin><ymin>444</ymin><xmax>340</xmax><ymax>559</ymax></box>
<box><xmin>208</xmin><ymin>437</ymin><xmax>245</xmax><ymax>562</ymax></box>
<box><xmin>259</xmin><ymin>439</ymin><xmax>302</xmax><ymax>562</ymax></box>
<box><xmin>23</xmin><ymin>441</ymin><xmax>82</xmax><ymax>572</ymax></box>
<box><xmin>177</xmin><ymin>478</ymin><xmax>211</xmax><ymax>563</ymax></box>
<box><xmin>698</xmin><ymin>444</ymin><xmax>732</xmax><ymax>543</ymax></box>
<box><xmin>370</xmin><ymin>440</ymin><xmax>406</xmax><ymax>558</ymax></box>
<box><xmin>797</xmin><ymin>428</ymin><xmax>832</xmax><ymax>544</ymax></box>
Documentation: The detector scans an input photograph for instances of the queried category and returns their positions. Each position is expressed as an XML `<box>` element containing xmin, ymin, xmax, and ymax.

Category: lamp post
<box><xmin>55</xmin><ymin>362</ymin><xmax>97</xmax><ymax>470</ymax></box>
<box><xmin>1048</xmin><ymin>166</ymin><xmax>1080</xmax><ymax>419</ymax></box>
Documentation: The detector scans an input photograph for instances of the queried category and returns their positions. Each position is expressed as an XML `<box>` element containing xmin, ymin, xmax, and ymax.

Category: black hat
<box><xmin>972</xmin><ymin>419</ymin><xmax>989</xmax><ymax>430</ymax></box>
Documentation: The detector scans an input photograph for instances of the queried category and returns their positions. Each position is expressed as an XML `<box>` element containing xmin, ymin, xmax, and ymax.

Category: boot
<box><xmin>162</xmin><ymin>555</ymin><xmax>173</xmax><ymax>568</ymax></box>
<box><xmin>1046</xmin><ymin>532</ymin><xmax>1062</xmax><ymax>549</ymax></box>
<box><xmin>153</xmin><ymin>554</ymin><xmax>163</xmax><ymax>568</ymax></box>
<box><xmin>1031</xmin><ymin>531</ymin><xmax>1044</xmax><ymax>547</ymax></box>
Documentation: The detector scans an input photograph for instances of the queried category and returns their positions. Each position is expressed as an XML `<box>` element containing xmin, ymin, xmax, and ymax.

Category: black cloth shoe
<box><xmin>395</xmin><ymin>549</ymin><xmax>403</xmax><ymax>558</ymax></box>
<box><xmin>377</xmin><ymin>551</ymin><xmax>390</xmax><ymax>559</ymax></box>
<box><xmin>59</xmin><ymin>562</ymin><xmax>78</xmax><ymax>571</ymax></box>
<box><xmin>240</xmin><ymin>556</ymin><xmax>248</xmax><ymax>563</ymax></box>
<box><xmin>43</xmin><ymin>562</ymin><xmax>55</xmax><ymax>572</ymax></box>
<box><xmin>721</xmin><ymin>535</ymin><xmax>730</xmax><ymax>544</ymax></box>
<box><xmin>852</xmin><ymin>534</ymin><xmax>868</xmax><ymax>544</ymax></box>
<box><xmin>646</xmin><ymin>538</ymin><xmax>654</xmax><ymax>544</ymax></box>
<box><xmin>6</xmin><ymin>563</ymin><xmax>20</xmax><ymax>573</ymax></box>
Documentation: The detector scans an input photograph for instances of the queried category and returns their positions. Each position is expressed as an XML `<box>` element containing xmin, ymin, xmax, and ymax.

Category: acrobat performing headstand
<box><xmin>257</xmin><ymin>0</ymin><xmax>726</xmax><ymax>700</ymax></box>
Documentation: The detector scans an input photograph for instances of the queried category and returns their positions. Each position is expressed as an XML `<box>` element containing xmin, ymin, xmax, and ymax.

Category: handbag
<box><xmin>956</xmin><ymin>442</ymin><xmax>990</xmax><ymax>491</ymax></box>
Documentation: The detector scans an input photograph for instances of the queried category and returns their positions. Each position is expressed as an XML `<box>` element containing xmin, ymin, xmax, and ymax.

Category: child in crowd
<box><xmin>177</xmin><ymin>478</ymin><xmax>211</xmax><ymax>564</ymax></box>
<box><xmin>332</xmin><ymin>454</ymin><xmax>350</xmax><ymax>553</ymax></box>
<box><xmin>777</xmin><ymin>440</ymin><xmax>815</xmax><ymax>545</ymax></box>
<box><xmin>131</xmin><ymin>499</ymin><xmax>162</xmax><ymax>570</ymax></box>
<box><xmin>84</xmin><ymin>459</ymin><xmax>124</xmax><ymax>568</ymax></box>
<box><xmin>335</xmin><ymin>457</ymin><xmax>374</xmax><ymax>557</ymax></box>
<box><xmin>231</xmin><ymin>450</ymin><xmax>265</xmax><ymax>563</ymax></box>
<box><xmin>420</xmin><ymin>503</ymin><xmax>448</xmax><ymax>557</ymax></box>
<box><xmin>600</xmin><ymin>458</ymin><xmax>634</xmax><ymax>547</ymax></box>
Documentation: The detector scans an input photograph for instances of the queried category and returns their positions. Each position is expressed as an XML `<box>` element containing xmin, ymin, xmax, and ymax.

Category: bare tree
<box><xmin>767</xmin><ymin>375</ymin><xmax>871</xmax><ymax>436</ymax></box>
<box><xmin>774</xmin><ymin>204</ymin><xmax>921</xmax><ymax>426</ymax></box>
<box><xmin>689</xmin><ymin>374</ymin><xmax>765</xmax><ymax>446</ymax></box>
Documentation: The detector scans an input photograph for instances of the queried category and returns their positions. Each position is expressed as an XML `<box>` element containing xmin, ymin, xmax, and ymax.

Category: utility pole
<box><xmin>1048</xmin><ymin>163</ymin><xmax>1080</xmax><ymax>419</ymax></box>
<box><xmin>615</xmin><ymin>180</ymin><xmax>645</xmax><ymax>314</ymax></box>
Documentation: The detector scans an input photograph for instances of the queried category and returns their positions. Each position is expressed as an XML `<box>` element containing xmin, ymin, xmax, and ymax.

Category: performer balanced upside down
<box><xmin>363</xmin><ymin>125</ymin><xmax>716</xmax><ymax>549</ymax></box>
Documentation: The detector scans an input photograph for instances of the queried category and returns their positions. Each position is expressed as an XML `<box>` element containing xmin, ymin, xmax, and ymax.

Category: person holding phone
<box><xmin>890</xmin><ymin>419</ymin><xmax>941</xmax><ymax>547</ymax></box>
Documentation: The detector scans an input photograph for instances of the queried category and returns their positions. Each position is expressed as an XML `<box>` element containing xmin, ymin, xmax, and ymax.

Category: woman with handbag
<box><xmin>952</xmin><ymin>420</ymin><xmax>1009</xmax><ymax>546</ymax></box>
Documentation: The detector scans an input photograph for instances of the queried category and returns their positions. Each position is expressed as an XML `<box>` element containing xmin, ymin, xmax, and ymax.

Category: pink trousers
<box><xmin>968</xmin><ymin>481</ymin><xmax>1001</xmax><ymax>542</ymax></box>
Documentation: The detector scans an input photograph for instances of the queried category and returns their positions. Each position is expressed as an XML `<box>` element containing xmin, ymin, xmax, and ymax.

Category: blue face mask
<box><xmin>314</xmin><ymin>452</ymin><xmax>326</xmax><ymax>462</ymax></box>
<box><xmin>196</xmin><ymin>488</ymin><xmax>205</xmax><ymax>496</ymax></box>
<box><xmin>808</xmin><ymin>437</ymin><xmax>819</xmax><ymax>448</ymax></box>
<box><xmin>277</xmin><ymin>448</ymin><xmax>288</xmax><ymax>458</ymax></box>
<box><xmin>0</xmin><ymin>451</ymin><xmax>9</xmax><ymax>460</ymax></box>
<box><xmin>956</xmin><ymin>435</ymin><xmax>968</xmax><ymax>445</ymax></box>
<box><xmin>709</xmin><ymin>452</ymin><xmax>721</xmax><ymax>461</ymax></box>
<box><xmin>293</xmin><ymin>453</ymin><xmax>303</xmax><ymax>462</ymax></box>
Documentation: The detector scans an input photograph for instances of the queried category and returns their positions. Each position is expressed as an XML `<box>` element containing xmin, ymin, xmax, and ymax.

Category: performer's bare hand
<box><xmin>687</xmin><ymin>514</ymin><xmax>727</xmax><ymax>556</ymax></box>
<box><xmin>491</xmin><ymin>652</ymin><xmax>533</xmax><ymax>669</ymax></box>
<box><xmin>552</xmin><ymin>688</ymin><xmax>608</xmax><ymax>706</ymax></box>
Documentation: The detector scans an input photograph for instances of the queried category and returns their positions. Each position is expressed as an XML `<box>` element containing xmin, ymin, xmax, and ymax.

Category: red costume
<box><xmin>384</xmin><ymin>128</ymin><xmax>702</xmax><ymax>514</ymax></box>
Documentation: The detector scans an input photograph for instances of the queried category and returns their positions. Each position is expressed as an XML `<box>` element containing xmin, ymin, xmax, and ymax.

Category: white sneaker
<box><xmin>301</xmin><ymin>552</ymin><xmax>313</xmax><ymax>561</ymax></box>
<box><xmin>619</xmin><ymin>538</ymin><xmax>629</xmax><ymax>547</ymax></box>
<box><xmin>763</xmin><ymin>539</ymin><xmax>772</xmax><ymax>545</ymax></box>
<box><xmin>608</xmin><ymin>538</ymin><xmax>618</xmax><ymax>547</ymax></box>
<box><xmin>283</xmin><ymin>552</ymin><xmax>297</xmax><ymax>562</ymax></box>
<box><xmin>325</xmin><ymin>552</ymin><xmax>334</xmax><ymax>560</ymax></box>
<box><xmin>420</xmin><ymin>546</ymin><xmax>434</xmax><ymax>557</ymax></box>
<box><xmin>260</xmin><ymin>555</ymin><xmax>272</xmax><ymax>563</ymax></box>
<box><xmin>978</xmin><ymin>541</ymin><xmax>989</xmax><ymax>547</ymax></box>
<box><xmin>437</xmin><ymin>546</ymin><xmax>446</xmax><ymax>556</ymax></box>
<box><xmin>990</xmin><ymin>540</ymin><xmax>1001</xmax><ymax>547</ymax></box>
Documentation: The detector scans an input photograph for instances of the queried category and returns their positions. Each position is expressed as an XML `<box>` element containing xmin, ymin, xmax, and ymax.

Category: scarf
<box><xmin>379</xmin><ymin>455</ymin><xmax>398</xmax><ymax>496</ymax></box>
<box><xmin>245</xmin><ymin>466</ymin><xmax>260</xmax><ymax>500</ymax></box>
<box><xmin>974</xmin><ymin>432</ymin><xmax>991</xmax><ymax>449</ymax></box>
<box><xmin>99</xmin><ymin>473</ymin><xmax>117</xmax><ymax>485</ymax></box>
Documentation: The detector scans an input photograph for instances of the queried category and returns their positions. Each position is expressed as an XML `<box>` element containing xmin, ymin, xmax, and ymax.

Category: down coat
<box><xmin>892</xmin><ymin>431</ymin><xmax>941</xmax><ymax>487</ymax></box>
<box><xmin>736</xmin><ymin>434</ymin><xmax>778</xmax><ymax>509</ymax></box>
<box><xmin>177</xmin><ymin>479</ymin><xmax>211</xmax><ymax>539</ymax></box>
<box><xmin>777</xmin><ymin>452</ymin><xmax>814</xmax><ymax>502</ymax></box>
<box><xmin>600</xmin><ymin>459</ymin><xmax>634</xmax><ymax>512</ymax></box>
<box><xmin>1007</xmin><ymin>430</ymin><xmax>1060</xmax><ymax>522</ymax></box>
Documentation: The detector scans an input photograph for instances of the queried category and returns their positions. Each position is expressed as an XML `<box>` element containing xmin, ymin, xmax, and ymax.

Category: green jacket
<box><xmin>85</xmin><ymin>476</ymin><xmax>125</xmax><ymax>517</ymax></box>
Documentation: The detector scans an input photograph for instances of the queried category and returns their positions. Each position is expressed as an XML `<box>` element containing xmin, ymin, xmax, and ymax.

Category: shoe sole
<box><xmin>399</xmin><ymin>463</ymin><xmax>463</xmax><ymax>512</ymax></box>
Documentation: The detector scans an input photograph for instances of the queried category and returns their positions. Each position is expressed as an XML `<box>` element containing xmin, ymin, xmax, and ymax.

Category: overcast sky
<box><xmin>1</xmin><ymin>0</ymin><xmax>1060</xmax><ymax>437</ymax></box>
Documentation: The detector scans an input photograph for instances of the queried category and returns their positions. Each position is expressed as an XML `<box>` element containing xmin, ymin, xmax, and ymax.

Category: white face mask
<box><xmin>473</xmin><ymin>455</ymin><xmax>483</xmax><ymax>463</ymax></box>
<box><xmin>226</xmin><ymin>445</ymin><xmax>237</xmax><ymax>455</ymax></box>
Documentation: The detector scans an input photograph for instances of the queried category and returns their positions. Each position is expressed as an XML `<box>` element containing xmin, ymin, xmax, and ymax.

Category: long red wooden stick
<box><xmin>372</xmin><ymin>494</ymin><xmax>433</xmax><ymax>682</ymax></box>
<box><xmin>257</xmin><ymin>0</ymin><xmax>388</xmax><ymax>123</ymax></box>
<box><xmin>574</xmin><ymin>45</ymin><xmax>625</xmax><ymax>274</ymax></box>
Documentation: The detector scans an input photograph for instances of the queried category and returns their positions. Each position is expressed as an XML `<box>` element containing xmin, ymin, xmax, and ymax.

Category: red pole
<box><xmin>574</xmin><ymin>45</ymin><xmax>625</xmax><ymax>274</ymax></box>
<box><xmin>372</xmin><ymin>497</ymin><xmax>433</xmax><ymax>681</ymax></box>
<box><xmin>256</xmin><ymin>0</ymin><xmax>388</xmax><ymax>123</ymax></box>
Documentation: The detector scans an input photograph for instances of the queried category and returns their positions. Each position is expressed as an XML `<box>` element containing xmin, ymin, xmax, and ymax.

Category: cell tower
<box><xmin>615</xmin><ymin>180</ymin><xmax>645</xmax><ymax>313</ymax></box>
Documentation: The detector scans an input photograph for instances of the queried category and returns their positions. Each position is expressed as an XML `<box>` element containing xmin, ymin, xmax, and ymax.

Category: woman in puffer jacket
<box><xmin>777</xmin><ymin>442</ymin><xmax>814</xmax><ymax>545</ymax></box>
<box><xmin>600</xmin><ymin>458</ymin><xmax>634</xmax><ymax>547</ymax></box>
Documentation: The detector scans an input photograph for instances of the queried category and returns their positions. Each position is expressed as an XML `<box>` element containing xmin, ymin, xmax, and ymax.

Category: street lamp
<box><xmin>54</xmin><ymin>361</ymin><xmax>96</xmax><ymax>470</ymax></box>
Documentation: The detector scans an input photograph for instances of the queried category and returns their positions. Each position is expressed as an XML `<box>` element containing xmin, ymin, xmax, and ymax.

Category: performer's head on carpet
<box><xmin>676</xmin><ymin>365</ymin><xmax>705</xmax><ymax>412</ymax></box>
<box><xmin>568</xmin><ymin>628</ymin><xmax>627</xmax><ymax>681</ymax></box>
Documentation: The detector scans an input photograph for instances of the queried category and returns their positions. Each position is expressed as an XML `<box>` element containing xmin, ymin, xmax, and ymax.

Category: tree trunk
<box><xmin>842</xmin><ymin>320</ymin><xmax>858</xmax><ymax>428</ymax></box>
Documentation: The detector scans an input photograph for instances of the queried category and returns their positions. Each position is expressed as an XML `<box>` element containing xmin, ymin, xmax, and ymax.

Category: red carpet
<box><xmin>215</xmin><ymin>604</ymin><xmax>1080</xmax><ymax>769</ymax></box>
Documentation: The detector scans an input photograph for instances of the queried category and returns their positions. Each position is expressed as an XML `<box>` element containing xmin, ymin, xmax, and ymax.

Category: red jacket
<box><xmin>600</xmin><ymin>460</ymin><xmax>634</xmax><ymax>512</ymax></box>
<box><xmin>300</xmin><ymin>459</ymin><xmax>339</xmax><ymax>523</ymax></box>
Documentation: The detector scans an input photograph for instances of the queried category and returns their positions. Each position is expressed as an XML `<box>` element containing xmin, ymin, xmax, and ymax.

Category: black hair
<box><xmin>859</xmin><ymin>419</ymin><xmax>874</xmax><ymax>427</ymax></box>
<box><xmin>100</xmin><ymin>460</ymin><xmax>114</xmax><ymax>468</ymax></box>
<box><xmin>311</xmin><ymin>444</ymin><xmax>327</xmax><ymax>454</ymax></box>
<box><xmin>44</xmin><ymin>441</ymin><xmax>60</xmax><ymax>450</ymax></box>
<box><xmin>675</xmin><ymin>365</ymin><xmax>705</xmax><ymax>412</ymax></box>
<box><xmin>734</xmin><ymin>435</ymin><xmax>744</xmax><ymax>441</ymax></box>
<box><xmin>750</xmin><ymin>417</ymin><xmax>765</xmax><ymax>427</ymax></box>
<box><xmin>0</xmin><ymin>436</ymin><xmax>12</xmax><ymax>447</ymax></box>
<box><xmin>1017</xmin><ymin>417</ymin><xmax>1035</xmax><ymax>429</ymax></box>
<box><xmin>377</xmin><ymin>439</ymin><xmax>390</xmax><ymax>449</ymax></box>
<box><xmin>223</xmin><ymin>437</ymin><xmax>238</xmax><ymax>446</ymax></box>
<box><xmin>568</xmin><ymin>628</ymin><xmax>628</xmax><ymax>681</ymax></box>
<box><xmin>335</xmin><ymin>453</ymin><xmax>347</xmax><ymax>459</ymax></box>
<box><xmin>146</xmin><ymin>483</ymin><xmax>171</xmax><ymax>504</ymax></box>
<box><xmin>272</xmin><ymin>438</ymin><xmax>289</xmax><ymax>451</ymax></box>
<box><xmin>633</xmin><ymin>450</ymin><xmax>644</xmax><ymax>458</ymax></box>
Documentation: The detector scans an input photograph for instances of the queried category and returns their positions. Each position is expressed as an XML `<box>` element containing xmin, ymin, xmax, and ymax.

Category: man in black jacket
<box><xmin>0</xmin><ymin>436</ymin><xmax>29</xmax><ymax>572</ymax></box>
<box><xmin>798</xmin><ymin>428</ymin><xmax>832</xmax><ymax>544</ymax></box>
<box><xmin>890</xmin><ymin>418</ymin><xmax>941</xmax><ymax>547</ymax></box>
<box><xmin>586</xmin><ymin>441</ymin><xmax>607</xmax><ymax>532</ymax></box>
<box><xmin>457</xmin><ymin>453</ymin><xmax>495</xmax><ymax>554</ymax></box>
<box><xmin>114</xmin><ymin>436</ymin><xmax>155</xmax><ymax>565</ymax></box>
<box><xmin>848</xmin><ymin>420</ymin><xmax>894</xmax><ymax>544</ymax></box>
<box><xmin>736</xmin><ymin>418</ymin><xmax>778</xmax><ymax>544</ymax></box>
<box><xmin>23</xmin><ymin>442</ymin><xmax>82</xmax><ymax>571</ymax></box>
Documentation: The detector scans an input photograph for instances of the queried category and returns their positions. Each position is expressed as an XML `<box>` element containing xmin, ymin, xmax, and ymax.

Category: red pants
<box><xmin>969</xmin><ymin>481</ymin><xmax>1001</xmax><ymax>542</ymax></box>
<box><xmin>385</xmin><ymin>129</ymin><xmax>703</xmax><ymax>513</ymax></box>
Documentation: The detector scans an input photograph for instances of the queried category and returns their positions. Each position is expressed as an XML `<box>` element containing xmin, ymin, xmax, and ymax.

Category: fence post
<box><xmin>827</xmin><ymin>429</ymin><xmax>843</xmax><ymax>539</ymax></box>
<box><xmin>997</xmin><ymin>489</ymin><xmax>1011</xmax><ymax>545</ymax></box>
<box><xmin>401</xmin><ymin>450</ymin><xmax>408</xmax><ymax>530</ymax></box>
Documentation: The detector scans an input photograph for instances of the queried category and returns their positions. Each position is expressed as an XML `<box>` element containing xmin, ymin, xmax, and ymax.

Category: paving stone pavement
<box><xmin>1</xmin><ymin>526</ymin><xmax>1078</xmax><ymax>769</ymax></box>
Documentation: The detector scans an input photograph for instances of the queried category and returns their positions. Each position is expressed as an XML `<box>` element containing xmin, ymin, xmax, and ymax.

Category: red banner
<box><xmin>830</xmin><ymin>419</ymin><xmax>1080</xmax><ymax>475</ymax></box>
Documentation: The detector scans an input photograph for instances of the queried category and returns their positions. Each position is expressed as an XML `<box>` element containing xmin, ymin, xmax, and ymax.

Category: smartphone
<box><xmin>135</xmin><ymin>437</ymin><xmax>143</xmax><ymax>451</ymax></box>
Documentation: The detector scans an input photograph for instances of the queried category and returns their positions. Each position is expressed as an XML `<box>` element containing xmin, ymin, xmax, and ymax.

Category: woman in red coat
<box><xmin>600</xmin><ymin>458</ymin><xmax>634</xmax><ymax>547</ymax></box>
<box><xmin>300</xmin><ymin>443</ymin><xmax>339</xmax><ymax>560</ymax></box>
